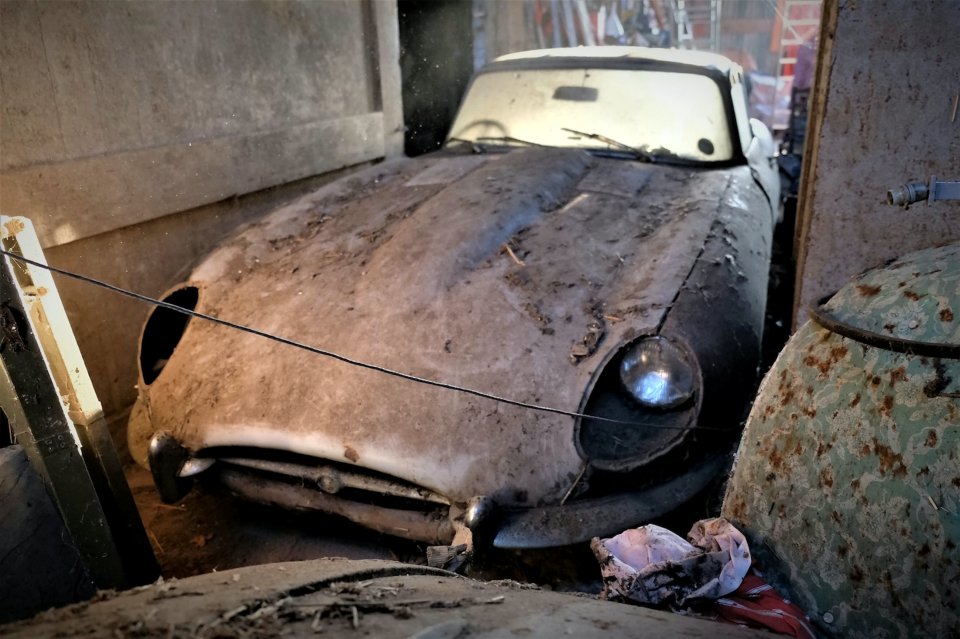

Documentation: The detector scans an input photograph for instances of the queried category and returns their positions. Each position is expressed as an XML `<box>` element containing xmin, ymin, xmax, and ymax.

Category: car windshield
<box><xmin>448</xmin><ymin>67</ymin><xmax>733</xmax><ymax>163</ymax></box>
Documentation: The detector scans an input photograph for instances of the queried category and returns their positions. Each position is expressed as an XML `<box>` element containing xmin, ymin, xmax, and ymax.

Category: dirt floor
<box><xmin>4</xmin><ymin>558</ymin><xmax>768</xmax><ymax>639</ymax></box>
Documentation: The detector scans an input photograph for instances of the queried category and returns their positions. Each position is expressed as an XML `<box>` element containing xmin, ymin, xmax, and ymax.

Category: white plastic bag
<box><xmin>591</xmin><ymin>517</ymin><xmax>751</xmax><ymax>606</ymax></box>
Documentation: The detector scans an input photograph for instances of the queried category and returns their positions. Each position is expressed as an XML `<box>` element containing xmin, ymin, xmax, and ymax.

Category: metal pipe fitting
<box><xmin>887</xmin><ymin>182</ymin><xmax>929</xmax><ymax>207</ymax></box>
<box><xmin>888</xmin><ymin>175</ymin><xmax>960</xmax><ymax>207</ymax></box>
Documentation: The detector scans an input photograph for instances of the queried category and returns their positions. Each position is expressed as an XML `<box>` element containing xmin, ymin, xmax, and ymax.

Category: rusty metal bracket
<box><xmin>0</xmin><ymin>216</ymin><xmax>158</xmax><ymax>590</ymax></box>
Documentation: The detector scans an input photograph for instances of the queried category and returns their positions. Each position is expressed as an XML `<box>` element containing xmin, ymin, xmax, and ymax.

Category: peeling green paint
<box><xmin>823</xmin><ymin>243</ymin><xmax>960</xmax><ymax>346</ymax></box>
<box><xmin>723</xmin><ymin>243</ymin><xmax>960</xmax><ymax>638</ymax></box>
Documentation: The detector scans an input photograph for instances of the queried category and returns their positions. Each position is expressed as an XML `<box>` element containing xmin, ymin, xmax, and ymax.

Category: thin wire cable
<box><xmin>0</xmin><ymin>248</ymin><xmax>723</xmax><ymax>432</ymax></box>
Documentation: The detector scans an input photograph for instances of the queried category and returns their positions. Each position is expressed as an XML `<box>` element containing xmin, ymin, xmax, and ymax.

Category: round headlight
<box><xmin>619</xmin><ymin>336</ymin><xmax>696</xmax><ymax>409</ymax></box>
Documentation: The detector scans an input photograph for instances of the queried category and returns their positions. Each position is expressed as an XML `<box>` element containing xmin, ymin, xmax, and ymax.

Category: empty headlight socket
<box><xmin>138</xmin><ymin>284</ymin><xmax>199</xmax><ymax>385</ymax></box>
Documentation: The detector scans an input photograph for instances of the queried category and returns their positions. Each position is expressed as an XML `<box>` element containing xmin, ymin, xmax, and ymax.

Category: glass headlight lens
<box><xmin>619</xmin><ymin>337</ymin><xmax>695</xmax><ymax>409</ymax></box>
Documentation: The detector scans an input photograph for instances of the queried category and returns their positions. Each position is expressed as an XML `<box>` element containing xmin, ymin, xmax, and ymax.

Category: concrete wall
<box><xmin>794</xmin><ymin>0</ymin><xmax>960</xmax><ymax>324</ymax></box>
<box><xmin>43</xmin><ymin>171</ymin><xmax>358</xmax><ymax>428</ymax></box>
<box><xmin>0</xmin><ymin>0</ymin><xmax>403</xmax><ymax>423</ymax></box>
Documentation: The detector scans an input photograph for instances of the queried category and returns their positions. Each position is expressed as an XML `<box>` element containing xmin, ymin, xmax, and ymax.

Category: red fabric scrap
<box><xmin>713</xmin><ymin>573</ymin><xmax>817</xmax><ymax>639</ymax></box>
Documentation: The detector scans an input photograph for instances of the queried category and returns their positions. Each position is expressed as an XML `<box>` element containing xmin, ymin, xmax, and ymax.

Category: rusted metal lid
<box><xmin>811</xmin><ymin>243</ymin><xmax>960</xmax><ymax>356</ymax></box>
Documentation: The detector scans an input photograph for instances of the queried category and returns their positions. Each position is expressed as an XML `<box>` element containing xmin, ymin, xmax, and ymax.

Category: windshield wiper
<box><xmin>446</xmin><ymin>135</ymin><xmax>545</xmax><ymax>154</ymax></box>
<box><xmin>561</xmin><ymin>127</ymin><xmax>655</xmax><ymax>163</ymax></box>
<box><xmin>446</xmin><ymin>137</ymin><xmax>487</xmax><ymax>153</ymax></box>
<box><xmin>476</xmin><ymin>135</ymin><xmax>545</xmax><ymax>148</ymax></box>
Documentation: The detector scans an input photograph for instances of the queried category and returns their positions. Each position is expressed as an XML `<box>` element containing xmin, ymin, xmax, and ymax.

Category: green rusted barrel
<box><xmin>723</xmin><ymin>243</ymin><xmax>959</xmax><ymax>638</ymax></box>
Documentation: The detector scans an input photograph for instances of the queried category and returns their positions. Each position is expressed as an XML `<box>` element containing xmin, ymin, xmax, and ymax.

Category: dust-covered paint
<box><xmin>723</xmin><ymin>243</ymin><xmax>960</xmax><ymax>638</ymax></box>
<box><xmin>129</xmin><ymin>145</ymin><xmax>772</xmax><ymax>544</ymax></box>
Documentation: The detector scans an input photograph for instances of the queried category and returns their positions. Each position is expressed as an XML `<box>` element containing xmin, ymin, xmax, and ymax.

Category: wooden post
<box><xmin>0</xmin><ymin>216</ymin><xmax>158</xmax><ymax>590</ymax></box>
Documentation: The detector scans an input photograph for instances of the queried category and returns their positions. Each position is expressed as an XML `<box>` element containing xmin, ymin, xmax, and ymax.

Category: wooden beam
<box><xmin>0</xmin><ymin>216</ymin><xmax>158</xmax><ymax>588</ymax></box>
<box><xmin>792</xmin><ymin>0</ymin><xmax>838</xmax><ymax>328</ymax></box>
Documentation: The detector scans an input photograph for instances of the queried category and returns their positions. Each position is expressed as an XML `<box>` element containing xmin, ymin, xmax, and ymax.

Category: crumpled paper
<box><xmin>591</xmin><ymin>517</ymin><xmax>751</xmax><ymax>606</ymax></box>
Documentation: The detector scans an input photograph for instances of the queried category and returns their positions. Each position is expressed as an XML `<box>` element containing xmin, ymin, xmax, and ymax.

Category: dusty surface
<box><xmin>2</xmin><ymin>558</ymin><xmax>767</xmax><ymax>638</ymax></box>
<box><xmin>133</xmin><ymin>148</ymin><xmax>769</xmax><ymax>511</ymax></box>
<box><xmin>99</xmin><ymin>146</ymin><xmax>788</xmax><ymax>590</ymax></box>
<box><xmin>723</xmin><ymin>243</ymin><xmax>960</xmax><ymax>638</ymax></box>
<box><xmin>793</xmin><ymin>0</ymin><xmax>960</xmax><ymax>325</ymax></box>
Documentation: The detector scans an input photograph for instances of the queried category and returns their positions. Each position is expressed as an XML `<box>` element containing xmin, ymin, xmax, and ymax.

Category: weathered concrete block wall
<box><xmin>0</xmin><ymin>0</ymin><xmax>402</xmax><ymax>423</ymax></box>
<box><xmin>794</xmin><ymin>0</ymin><xmax>960</xmax><ymax>324</ymax></box>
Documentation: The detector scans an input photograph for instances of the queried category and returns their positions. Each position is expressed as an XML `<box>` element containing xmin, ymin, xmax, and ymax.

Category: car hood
<box><xmin>140</xmin><ymin>148</ymin><xmax>747</xmax><ymax>506</ymax></box>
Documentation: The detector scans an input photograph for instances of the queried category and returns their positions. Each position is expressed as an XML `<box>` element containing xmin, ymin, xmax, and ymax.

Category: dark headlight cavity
<box><xmin>139</xmin><ymin>286</ymin><xmax>199</xmax><ymax>385</ymax></box>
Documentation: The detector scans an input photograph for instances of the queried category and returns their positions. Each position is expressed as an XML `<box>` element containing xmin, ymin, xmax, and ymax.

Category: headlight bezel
<box><xmin>574</xmin><ymin>332</ymin><xmax>703</xmax><ymax>473</ymax></box>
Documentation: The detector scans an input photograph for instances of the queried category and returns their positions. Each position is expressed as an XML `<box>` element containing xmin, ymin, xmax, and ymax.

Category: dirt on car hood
<box><xmin>139</xmin><ymin>148</ymin><xmax>750</xmax><ymax>506</ymax></box>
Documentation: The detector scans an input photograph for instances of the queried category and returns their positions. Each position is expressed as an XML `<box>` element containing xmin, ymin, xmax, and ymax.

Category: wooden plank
<box><xmin>0</xmin><ymin>113</ymin><xmax>385</xmax><ymax>248</ymax></box>
<box><xmin>792</xmin><ymin>0</ymin><xmax>836</xmax><ymax>327</ymax></box>
<box><xmin>0</xmin><ymin>217</ymin><xmax>158</xmax><ymax>588</ymax></box>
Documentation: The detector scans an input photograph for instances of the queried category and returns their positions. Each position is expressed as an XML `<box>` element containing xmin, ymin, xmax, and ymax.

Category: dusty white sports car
<box><xmin>130</xmin><ymin>47</ymin><xmax>780</xmax><ymax>549</ymax></box>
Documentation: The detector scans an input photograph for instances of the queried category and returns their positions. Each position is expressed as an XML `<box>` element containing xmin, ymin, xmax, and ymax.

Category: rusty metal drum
<box><xmin>722</xmin><ymin>243</ymin><xmax>959</xmax><ymax>638</ymax></box>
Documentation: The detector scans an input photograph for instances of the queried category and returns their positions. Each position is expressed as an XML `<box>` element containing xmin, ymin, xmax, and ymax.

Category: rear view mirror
<box><xmin>552</xmin><ymin>86</ymin><xmax>598</xmax><ymax>102</ymax></box>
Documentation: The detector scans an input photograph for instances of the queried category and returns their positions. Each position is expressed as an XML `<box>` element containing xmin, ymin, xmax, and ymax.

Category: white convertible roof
<box><xmin>493</xmin><ymin>46</ymin><xmax>738</xmax><ymax>74</ymax></box>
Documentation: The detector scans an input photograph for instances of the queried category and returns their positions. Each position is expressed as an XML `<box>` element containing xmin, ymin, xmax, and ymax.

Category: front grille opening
<box><xmin>202</xmin><ymin>446</ymin><xmax>448</xmax><ymax>513</ymax></box>
<box><xmin>331</xmin><ymin>486</ymin><xmax>447</xmax><ymax>513</ymax></box>
<box><xmin>139</xmin><ymin>286</ymin><xmax>198</xmax><ymax>385</ymax></box>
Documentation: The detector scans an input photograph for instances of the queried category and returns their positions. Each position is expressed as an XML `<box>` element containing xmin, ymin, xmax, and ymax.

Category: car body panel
<box><xmin>130</xmin><ymin>48</ymin><xmax>779</xmax><ymax>546</ymax></box>
<box><xmin>135</xmin><ymin>148</ymin><xmax>764</xmax><ymax>507</ymax></box>
<box><xmin>743</xmin><ymin>121</ymin><xmax>780</xmax><ymax>224</ymax></box>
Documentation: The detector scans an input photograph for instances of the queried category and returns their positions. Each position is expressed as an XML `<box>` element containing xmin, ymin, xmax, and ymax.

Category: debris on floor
<box><xmin>1</xmin><ymin>558</ymin><xmax>769</xmax><ymax>638</ymax></box>
<box><xmin>592</xmin><ymin>517</ymin><xmax>750</xmax><ymax>605</ymax></box>
<box><xmin>714</xmin><ymin>575</ymin><xmax>816</xmax><ymax>639</ymax></box>
<box><xmin>426</xmin><ymin>543</ymin><xmax>471</xmax><ymax>572</ymax></box>
<box><xmin>591</xmin><ymin>518</ymin><xmax>815</xmax><ymax>638</ymax></box>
